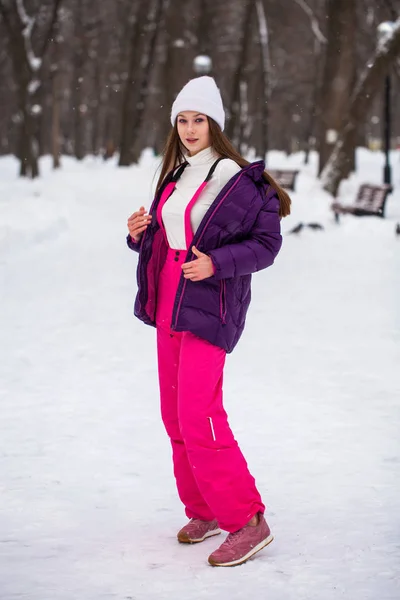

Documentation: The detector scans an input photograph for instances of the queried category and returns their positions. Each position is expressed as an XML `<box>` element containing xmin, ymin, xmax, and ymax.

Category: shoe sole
<box><xmin>178</xmin><ymin>528</ymin><xmax>222</xmax><ymax>544</ymax></box>
<box><xmin>208</xmin><ymin>533</ymin><xmax>274</xmax><ymax>567</ymax></box>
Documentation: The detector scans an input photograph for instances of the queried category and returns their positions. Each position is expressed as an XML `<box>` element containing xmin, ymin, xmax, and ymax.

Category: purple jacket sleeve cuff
<box><xmin>126</xmin><ymin>234</ymin><xmax>141</xmax><ymax>253</ymax></box>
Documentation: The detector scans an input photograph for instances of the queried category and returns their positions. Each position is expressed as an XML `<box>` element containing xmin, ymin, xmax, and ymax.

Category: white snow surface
<box><xmin>0</xmin><ymin>149</ymin><xmax>399</xmax><ymax>599</ymax></box>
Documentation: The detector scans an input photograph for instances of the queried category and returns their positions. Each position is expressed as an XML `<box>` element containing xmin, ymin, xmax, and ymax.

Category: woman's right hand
<box><xmin>127</xmin><ymin>206</ymin><xmax>152</xmax><ymax>243</ymax></box>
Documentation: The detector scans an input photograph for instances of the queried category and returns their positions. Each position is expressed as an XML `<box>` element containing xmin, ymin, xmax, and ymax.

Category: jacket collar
<box><xmin>185</xmin><ymin>146</ymin><xmax>220</xmax><ymax>166</ymax></box>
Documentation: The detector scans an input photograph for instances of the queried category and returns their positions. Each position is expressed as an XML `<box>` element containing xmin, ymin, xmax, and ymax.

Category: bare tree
<box><xmin>130</xmin><ymin>0</ymin><xmax>169</xmax><ymax>164</ymax></box>
<box><xmin>154</xmin><ymin>0</ymin><xmax>197</xmax><ymax>152</ymax></box>
<box><xmin>225</xmin><ymin>2</ymin><xmax>253</xmax><ymax>146</ymax></box>
<box><xmin>321</xmin><ymin>19</ymin><xmax>400</xmax><ymax>197</ymax></box>
<box><xmin>304</xmin><ymin>38</ymin><xmax>323</xmax><ymax>164</ymax></box>
<box><xmin>118</xmin><ymin>0</ymin><xmax>147</xmax><ymax>166</ymax></box>
<box><xmin>1</xmin><ymin>0</ymin><xmax>400</xmax><ymax>169</ymax></box>
<box><xmin>317</xmin><ymin>0</ymin><xmax>356</xmax><ymax>176</ymax></box>
<box><xmin>119</xmin><ymin>0</ymin><xmax>168</xmax><ymax>166</ymax></box>
<box><xmin>207</xmin><ymin>0</ymin><xmax>248</xmax><ymax>126</ymax></box>
<box><xmin>292</xmin><ymin>0</ymin><xmax>327</xmax><ymax>45</ymax></box>
<box><xmin>255</xmin><ymin>0</ymin><xmax>272</xmax><ymax>159</ymax></box>
<box><xmin>0</xmin><ymin>0</ymin><xmax>63</xmax><ymax>177</ymax></box>
<box><xmin>50</xmin><ymin>15</ymin><xmax>63</xmax><ymax>169</ymax></box>
<box><xmin>289</xmin><ymin>0</ymin><xmax>326</xmax><ymax>164</ymax></box>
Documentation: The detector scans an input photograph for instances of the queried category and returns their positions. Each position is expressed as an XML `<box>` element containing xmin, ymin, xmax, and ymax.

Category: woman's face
<box><xmin>177</xmin><ymin>111</ymin><xmax>211</xmax><ymax>156</ymax></box>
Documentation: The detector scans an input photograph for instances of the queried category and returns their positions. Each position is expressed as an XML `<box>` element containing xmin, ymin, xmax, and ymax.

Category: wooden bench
<box><xmin>268</xmin><ymin>169</ymin><xmax>299</xmax><ymax>191</ymax></box>
<box><xmin>331</xmin><ymin>183</ymin><xmax>393</xmax><ymax>222</ymax></box>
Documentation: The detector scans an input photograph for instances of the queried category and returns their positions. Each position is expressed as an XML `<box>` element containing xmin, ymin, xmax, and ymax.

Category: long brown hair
<box><xmin>156</xmin><ymin>118</ymin><xmax>291</xmax><ymax>218</ymax></box>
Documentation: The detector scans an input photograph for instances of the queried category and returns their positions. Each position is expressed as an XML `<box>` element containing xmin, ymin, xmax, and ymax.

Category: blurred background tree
<box><xmin>0</xmin><ymin>0</ymin><xmax>399</xmax><ymax>187</ymax></box>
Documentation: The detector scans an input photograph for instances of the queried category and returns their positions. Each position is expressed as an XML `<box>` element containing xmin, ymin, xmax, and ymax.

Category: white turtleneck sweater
<box><xmin>161</xmin><ymin>146</ymin><xmax>242</xmax><ymax>250</ymax></box>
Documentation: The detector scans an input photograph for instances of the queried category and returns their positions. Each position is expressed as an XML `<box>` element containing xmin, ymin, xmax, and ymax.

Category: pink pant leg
<box><xmin>178</xmin><ymin>332</ymin><xmax>265</xmax><ymax>533</ymax></box>
<box><xmin>156</xmin><ymin>326</ymin><xmax>214</xmax><ymax>521</ymax></box>
<box><xmin>156</xmin><ymin>247</ymin><xmax>214</xmax><ymax>521</ymax></box>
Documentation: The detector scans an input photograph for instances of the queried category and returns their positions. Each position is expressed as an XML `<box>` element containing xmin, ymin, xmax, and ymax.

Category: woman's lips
<box><xmin>186</xmin><ymin>138</ymin><xmax>198</xmax><ymax>144</ymax></box>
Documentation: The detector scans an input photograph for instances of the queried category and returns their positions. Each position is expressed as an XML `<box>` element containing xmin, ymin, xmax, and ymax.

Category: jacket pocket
<box><xmin>219</xmin><ymin>280</ymin><xmax>227</xmax><ymax>325</ymax></box>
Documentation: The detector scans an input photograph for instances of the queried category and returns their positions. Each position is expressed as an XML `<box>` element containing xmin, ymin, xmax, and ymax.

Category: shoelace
<box><xmin>187</xmin><ymin>519</ymin><xmax>200</xmax><ymax>528</ymax></box>
<box><xmin>188</xmin><ymin>518</ymin><xmax>212</xmax><ymax>529</ymax></box>
<box><xmin>224</xmin><ymin>527</ymin><xmax>247</xmax><ymax>546</ymax></box>
<box><xmin>190</xmin><ymin>519</ymin><xmax>209</xmax><ymax>524</ymax></box>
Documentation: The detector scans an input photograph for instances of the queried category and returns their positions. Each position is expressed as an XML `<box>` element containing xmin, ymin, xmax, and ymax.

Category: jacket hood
<box><xmin>242</xmin><ymin>160</ymin><xmax>266</xmax><ymax>183</ymax></box>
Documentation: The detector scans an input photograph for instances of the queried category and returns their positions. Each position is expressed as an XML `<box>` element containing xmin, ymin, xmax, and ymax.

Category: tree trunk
<box><xmin>16</xmin><ymin>80</ymin><xmax>39</xmax><ymax>177</ymax></box>
<box><xmin>238</xmin><ymin>79</ymin><xmax>252</xmax><ymax>156</ymax></box>
<box><xmin>225</xmin><ymin>1</ymin><xmax>253</xmax><ymax>145</ymax></box>
<box><xmin>118</xmin><ymin>0</ymin><xmax>149</xmax><ymax>166</ymax></box>
<box><xmin>51</xmin><ymin>66</ymin><xmax>61</xmax><ymax>168</ymax></box>
<box><xmin>317</xmin><ymin>0</ymin><xmax>356</xmax><ymax>176</ymax></box>
<box><xmin>72</xmin><ymin>0</ymin><xmax>85</xmax><ymax>160</ymax></box>
<box><xmin>130</xmin><ymin>0</ymin><xmax>168</xmax><ymax>164</ymax></box>
<box><xmin>0</xmin><ymin>0</ymin><xmax>62</xmax><ymax>177</ymax></box>
<box><xmin>255</xmin><ymin>0</ymin><xmax>271</xmax><ymax>160</ymax></box>
<box><xmin>304</xmin><ymin>39</ymin><xmax>323</xmax><ymax>164</ymax></box>
<box><xmin>156</xmin><ymin>0</ymin><xmax>188</xmax><ymax>152</ymax></box>
<box><xmin>18</xmin><ymin>95</ymin><xmax>39</xmax><ymax>177</ymax></box>
<box><xmin>91</xmin><ymin>58</ymin><xmax>100</xmax><ymax>155</ymax></box>
<box><xmin>197</xmin><ymin>0</ymin><xmax>212</xmax><ymax>58</ymax></box>
<box><xmin>103</xmin><ymin>109</ymin><xmax>115</xmax><ymax>160</ymax></box>
<box><xmin>321</xmin><ymin>19</ymin><xmax>400</xmax><ymax>197</ymax></box>
<box><xmin>51</xmin><ymin>21</ymin><xmax>62</xmax><ymax>169</ymax></box>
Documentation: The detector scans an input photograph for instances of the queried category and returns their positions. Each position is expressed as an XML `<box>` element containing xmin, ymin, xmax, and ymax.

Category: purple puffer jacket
<box><xmin>127</xmin><ymin>160</ymin><xmax>282</xmax><ymax>353</ymax></box>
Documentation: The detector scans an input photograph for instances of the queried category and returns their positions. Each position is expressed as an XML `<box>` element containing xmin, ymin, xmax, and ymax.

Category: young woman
<box><xmin>127</xmin><ymin>76</ymin><xmax>291</xmax><ymax>567</ymax></box>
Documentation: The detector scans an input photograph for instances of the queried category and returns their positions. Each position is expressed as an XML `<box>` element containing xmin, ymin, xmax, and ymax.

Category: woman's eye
<box><xmin>178</xmin><ymin>119</ymin><xmax>186</xmax><ymax>124</ymax></box>
<box><xmin>195</xmin><ymin>118</ymin><xmax>204</xmax><ymax>123</ymax></box>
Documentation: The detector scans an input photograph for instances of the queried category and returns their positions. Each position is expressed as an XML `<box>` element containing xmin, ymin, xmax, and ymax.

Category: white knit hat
<box><xmin>170</xmin><ymin>76</ymin><xmax>225</xmax><ymax>131</ymax></box>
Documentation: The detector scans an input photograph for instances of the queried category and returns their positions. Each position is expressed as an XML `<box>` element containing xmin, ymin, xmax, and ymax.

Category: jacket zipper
<box><xmin>172</xmin><ymin>164</ymin><xmax>259</xmax><ymax>330</ymax></box>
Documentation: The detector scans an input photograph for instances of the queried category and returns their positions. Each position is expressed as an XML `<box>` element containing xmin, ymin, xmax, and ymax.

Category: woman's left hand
<box><xmin>182</xmin><ymin>246</ymin><xmax>214</xmax><ymax>281</ymax></box>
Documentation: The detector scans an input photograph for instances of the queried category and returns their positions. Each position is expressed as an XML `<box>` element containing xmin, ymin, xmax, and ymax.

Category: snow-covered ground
<box><xmin>0</xmin><ymin>149</ymin><xmax>399</xmax><ymax>600</ymax></box>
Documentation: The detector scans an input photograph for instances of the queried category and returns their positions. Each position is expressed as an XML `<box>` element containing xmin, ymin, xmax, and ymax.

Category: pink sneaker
<box><xmin>177</xmin><ymin>519</ymin><xmax>221</xmax><ymax>544</ymax></box>
<box><xmin>208</xmin><ymin>513</ymin><xmax>273</xmax><ymax>567</ymax></box>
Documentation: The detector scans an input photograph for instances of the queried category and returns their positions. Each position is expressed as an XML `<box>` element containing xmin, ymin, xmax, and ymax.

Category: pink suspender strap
<box><xmin>184</xmin><ymin>180</ymin><xmax>208</xmax><ymax>249</ymax></box>
<box><xmin>184</xmin><ymin>157</ymin><xmax>225</xmax><ymax>248</ymax></box>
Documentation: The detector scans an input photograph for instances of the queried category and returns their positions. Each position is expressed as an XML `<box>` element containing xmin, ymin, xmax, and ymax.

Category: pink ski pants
<box><xmin>156</xmin><ymin>248</ymin><xmax>265</xmax><ymax>533</ymax></box>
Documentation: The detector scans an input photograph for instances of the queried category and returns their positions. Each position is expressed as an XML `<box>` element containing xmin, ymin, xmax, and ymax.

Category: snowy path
<box><xmin>0</xmin><ymin>152</ymin><xmax>399</xmax><ymax>599</ymax></box>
